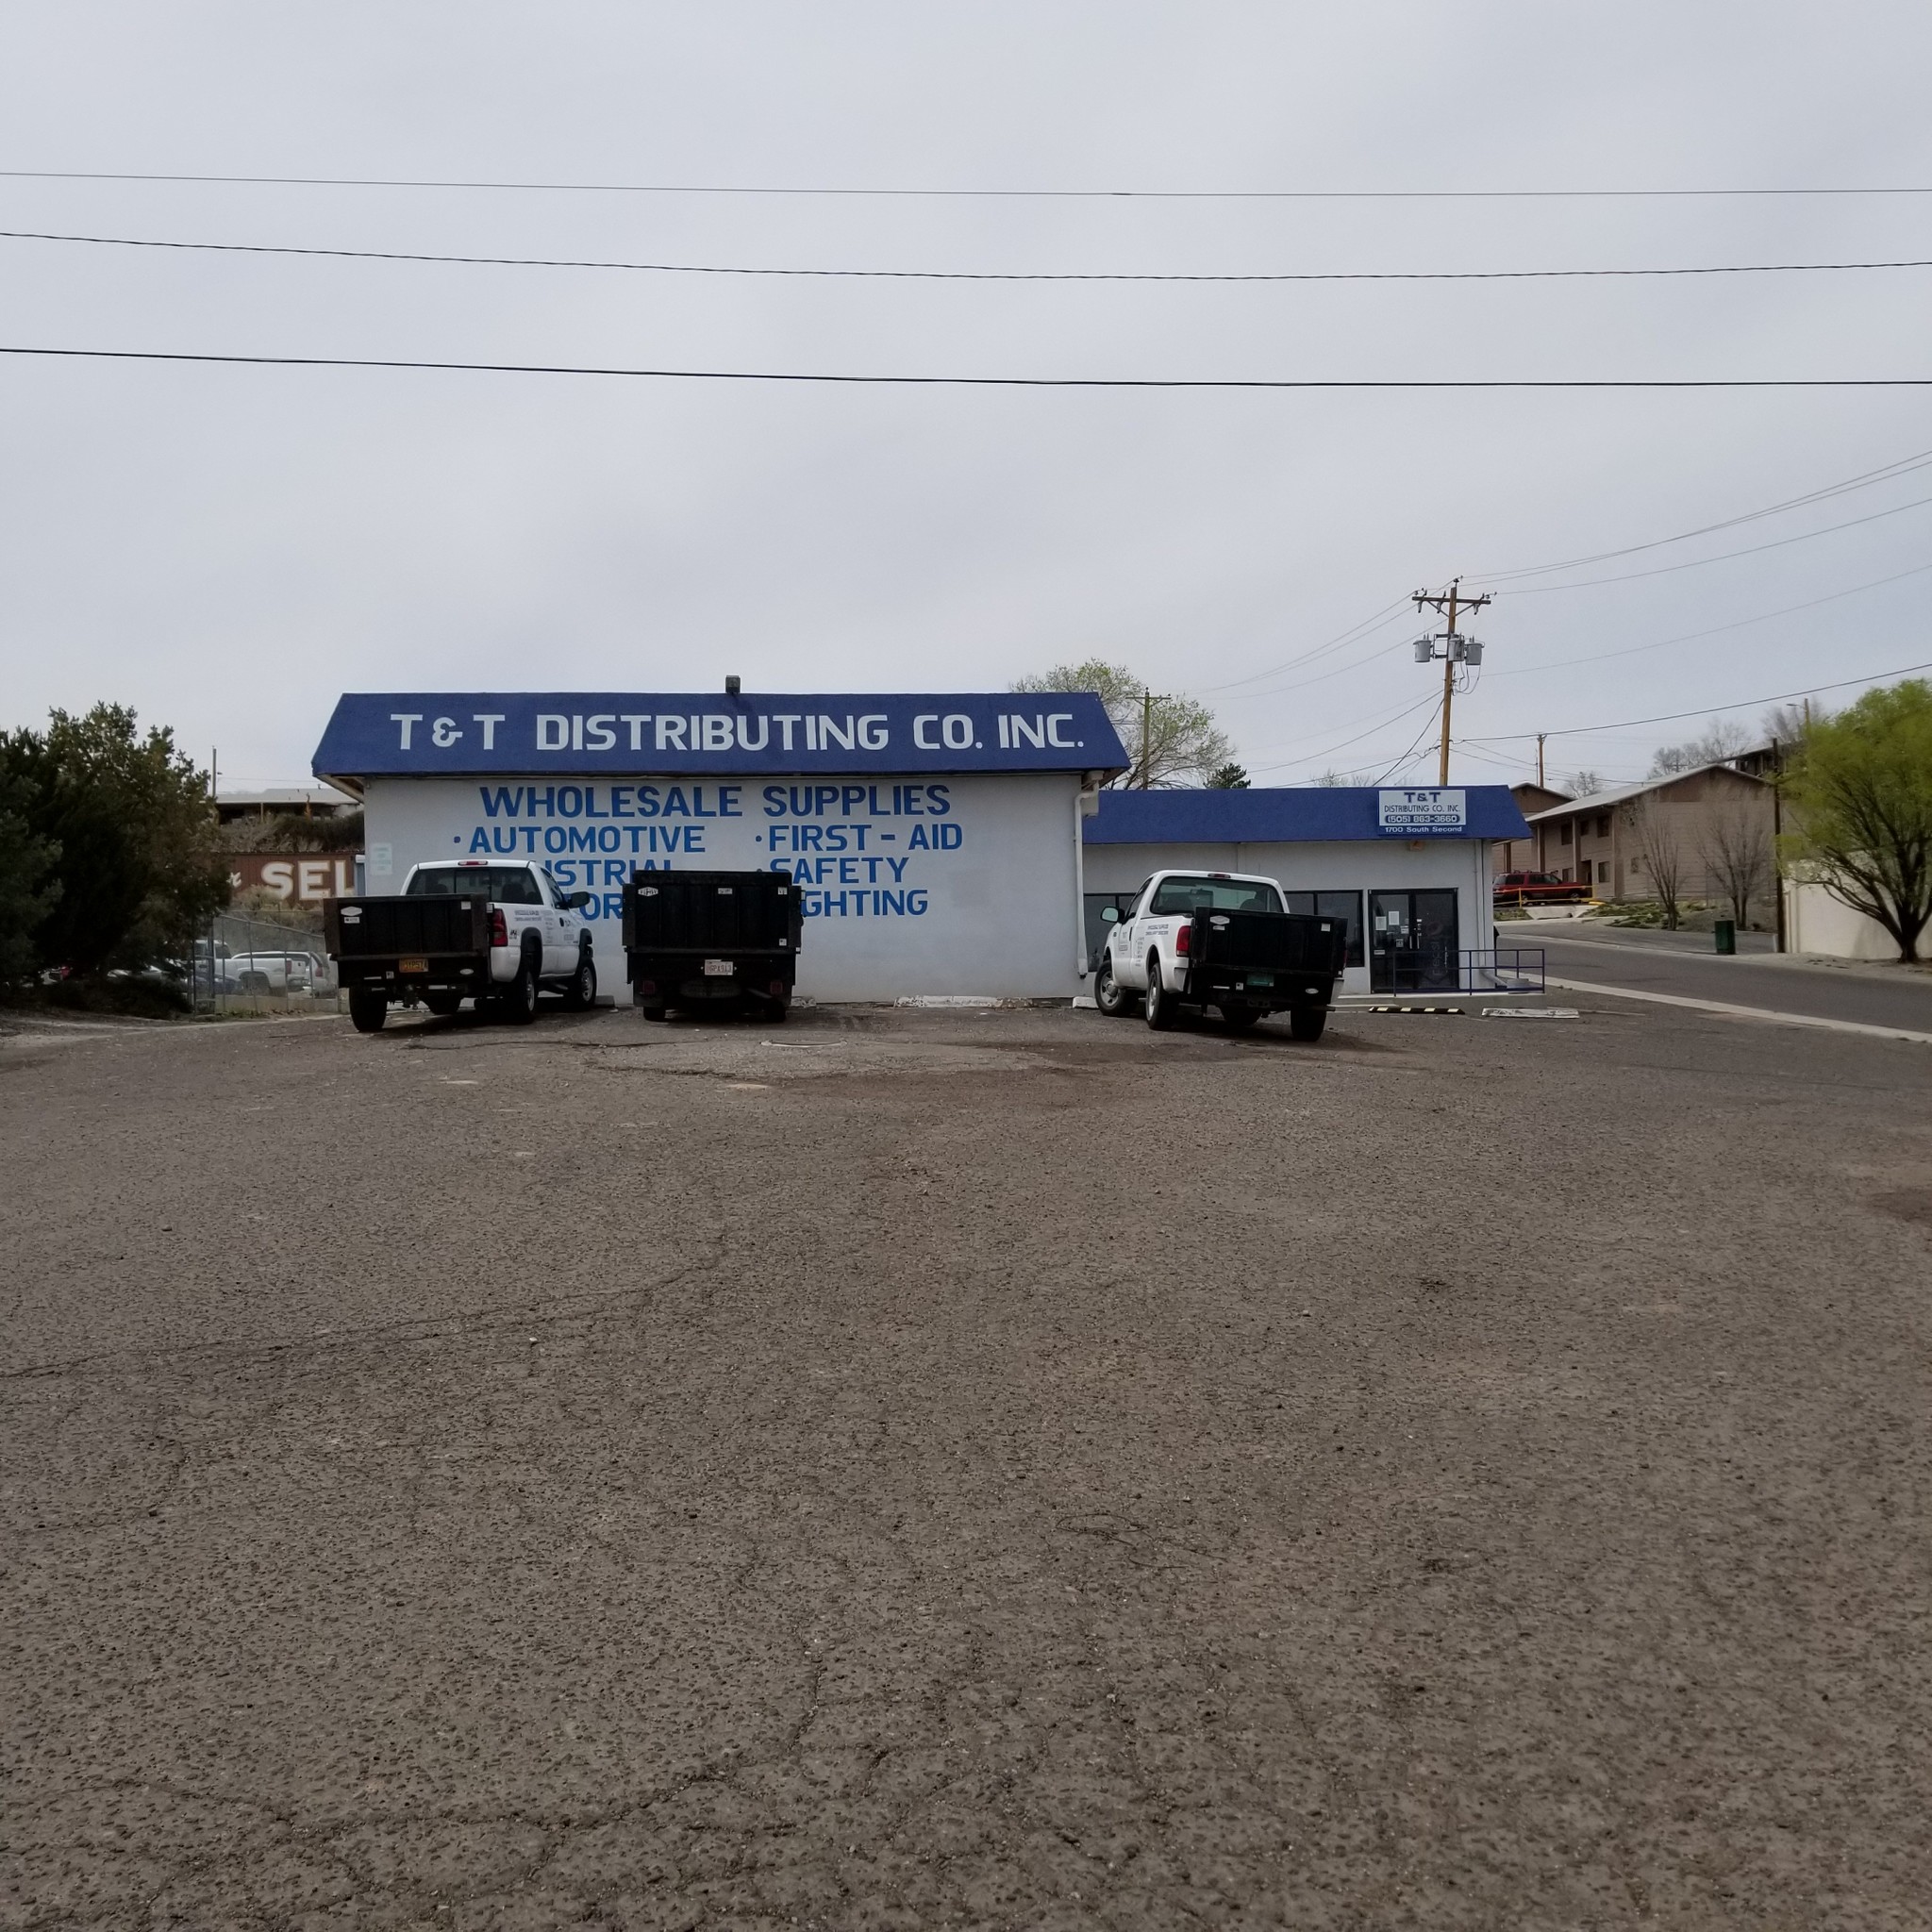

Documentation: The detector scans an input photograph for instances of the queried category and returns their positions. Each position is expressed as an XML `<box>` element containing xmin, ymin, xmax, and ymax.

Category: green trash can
<box><xmin>1714</xmin><ymin>919</ymin><xmax>1736</xmax><ymax>955</ymax></box>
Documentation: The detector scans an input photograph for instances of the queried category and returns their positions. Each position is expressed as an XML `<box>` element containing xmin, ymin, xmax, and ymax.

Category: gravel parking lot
<box><xmin>6</xmin><ymin>995</ymin><xmax>1930</xmax><ymax>1929</ymax></box>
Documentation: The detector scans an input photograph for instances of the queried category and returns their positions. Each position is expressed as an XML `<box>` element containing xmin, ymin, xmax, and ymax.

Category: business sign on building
<box><xmin>227</xmin><ymin>853</ymin><xmax>358</xmax><ymax>904</ymax></box>
<box><xmin>312</xmin><ymin>692</ymin><xmax>1118</xmax><ymax>776</ymax></box>
<box><xmin>1376</xmin><ymin>788</ymin><xmax>1468</xmax><ymax>835</ymax></box>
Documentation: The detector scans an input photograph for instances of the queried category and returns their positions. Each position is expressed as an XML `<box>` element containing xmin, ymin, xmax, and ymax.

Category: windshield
<box><xmin>1148</xmin><ymin>875</ymin><xmax>1285</xmax><ymax>917</ymax></box>
<box><xmin>406</xmin><ymin>866</ymin><xmax>541</xmax><ymax>905</ymax></box>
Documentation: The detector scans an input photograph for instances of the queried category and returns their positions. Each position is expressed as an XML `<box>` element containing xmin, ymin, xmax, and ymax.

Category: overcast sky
<box><xmin>3</xmin><ymin>2</ymin><xmax>1929</xmax><ymax>791</ymax></box>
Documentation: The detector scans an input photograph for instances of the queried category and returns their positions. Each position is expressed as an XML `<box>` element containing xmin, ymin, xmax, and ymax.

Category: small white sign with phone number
<box><xmin>1377</xmin><ymin>788</ymin><xmax>1467</xmax><ymax>834</ymax></box>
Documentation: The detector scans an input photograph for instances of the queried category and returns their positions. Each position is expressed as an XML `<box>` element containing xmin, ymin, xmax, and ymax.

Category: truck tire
<box><xmin>348</xmin><ymin>988</ymin><xmax>388</xmax><ymax>1034</ymax></box>
<box><xmin>423</xmin><ymin>990</ymin><xmax>462</xmax><ymax>1017</ymax></box>
<box><xmin>1094</xmin><ymin>956</ymin><xmax>1132</xmax><ymax>1018</ymax></box>
<box><xmin>1221</xmin><ymin>1002</ymin><xmax>1261</xmax><ymax>1032</ymax></box>
<box><xmin>1289</xmin><ymin>1007</ymin><xmax>1327</xmax><ymax>1042</ymax></box>
<box><xmin>502</xmin><ymin>948</ymin><xmax>540</xmax><ymax>1024</ymax></box>
<box><xmin>1144</xmin><ymin>958</ymin><xmax>1179</xmax><ymax>1031</ymax></box>
<box><xmin>638</xmin><ymin>1002</ymin><xmax>669</xmax><ymax>1023</ymax></box>
<box><xmin>563</xmin><ymin>951</ymin><xmax>596</xmax><ymax>1011</ymax></box>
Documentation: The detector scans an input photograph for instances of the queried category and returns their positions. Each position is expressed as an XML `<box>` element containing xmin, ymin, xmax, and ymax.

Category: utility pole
<box><xmin>1771</xmin><ymin>737</ymin><xmax>1787</xmax><ymax>954</ymax></box>
<box><xmin>1136</xmin><ymin>687</ymin><xmax>1178</xmax><ymax>789</ymax></box>
<box><xmin>1411</xmin><ymin>579</ymin><xmax>1492</xmax><ymax>785</ymax></box>
<box><xmin>1536</xmin><ymin>732</ymin><xmax>1547</xmax><ymax>789</ymax></box>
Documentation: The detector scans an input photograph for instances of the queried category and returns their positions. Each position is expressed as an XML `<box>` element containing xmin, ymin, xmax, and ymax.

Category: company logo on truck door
<box><xmin>313</xmin><ymin>693</ymin><xmax>1127</xmax><ymax>776</ymax></box>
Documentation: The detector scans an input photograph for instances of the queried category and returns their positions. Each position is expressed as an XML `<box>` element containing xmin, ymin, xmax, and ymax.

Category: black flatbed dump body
<box><xmin>621</xmin><ymin>870</ymin><xmax>802</xmax><ymax>1018</ymax></box>
<box><xmin>1185</xmin><ymin>908</ymin><xmax>1348</xmax><ymax>1009</ymax></box>
<box><xmin>324</xmin><ymin>894</ymin><xmax>493</xmax><ymax>993</ymax></box>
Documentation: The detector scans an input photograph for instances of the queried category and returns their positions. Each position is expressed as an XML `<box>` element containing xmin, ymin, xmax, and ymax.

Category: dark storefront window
<box><xmin>1285</xmin><ymin>891</ymin><xmax>1365</xmax><ymax>967</ymax></box>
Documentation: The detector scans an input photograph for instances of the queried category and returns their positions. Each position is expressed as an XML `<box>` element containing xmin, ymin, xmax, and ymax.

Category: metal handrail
<box><xmin>1370</xmin><ymin>946</ymin><xmax>1546</xmax><ymax>994</ymax></box>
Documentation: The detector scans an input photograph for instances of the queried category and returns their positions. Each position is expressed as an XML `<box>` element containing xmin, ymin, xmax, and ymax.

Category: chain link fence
<box><xmin>192</xmin><ymin>909</ymin><xmax>341</xmax><ymax>1016</ymax></box>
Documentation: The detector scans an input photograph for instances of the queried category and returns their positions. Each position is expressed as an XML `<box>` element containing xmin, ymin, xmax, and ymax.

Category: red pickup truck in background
<box><xmin>1493</xmin><ymin>870</ymin><xmax>1593</xmax><ymax>907</ymax></box>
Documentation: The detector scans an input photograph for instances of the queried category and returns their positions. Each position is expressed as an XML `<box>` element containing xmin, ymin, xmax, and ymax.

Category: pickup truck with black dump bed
<box><xmin>1094</xmin><ymin>869</ymin><xmax>1349</xmax><ymax>1039</ymax></box>
<box><xmin>325</xmin><ymin>858</ymin><xmax>597</xmax><ymax>1033</ymax></box>
<box><xmin>623</xmin><ymin>869</ymin><xmax>802</xmax><ymax>1023</ymax></box>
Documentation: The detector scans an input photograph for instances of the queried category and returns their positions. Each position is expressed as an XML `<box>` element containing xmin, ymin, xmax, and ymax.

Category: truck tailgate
<box><xmin>623</xmin><ymin>873</ymin><xmax>802</xmax><ymax>955</ymax></box>
<box><xmin>1191</xmin><ymin>910</ymin><xmax>1348</xmax><ymax>978</ymax></box>
<box><xmin>325</xmin><ymin>897</ymin><xmax>490</xmax><ymax>959</ymax></box>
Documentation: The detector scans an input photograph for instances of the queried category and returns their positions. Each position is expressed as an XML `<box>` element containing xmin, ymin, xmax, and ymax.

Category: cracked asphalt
<box><xmin>5</xmin><ymin>996</ymin><xmax>1930</xmax><ymax>1929</ymax></box>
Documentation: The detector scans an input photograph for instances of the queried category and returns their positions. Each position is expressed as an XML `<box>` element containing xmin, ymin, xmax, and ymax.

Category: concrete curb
<box><xmin>1546</xmin><ymin>976</ymin><xmax>1932</xmax><ymax>1045</ymax></box>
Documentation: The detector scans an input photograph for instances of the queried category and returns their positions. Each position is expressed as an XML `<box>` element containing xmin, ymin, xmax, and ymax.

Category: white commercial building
<box><xmin>312</xmin><ymin>691</ymin><xmax>1127</xmax><ymax>1002</ymax></box>
<box><xmin>314</xmin><ymin>692</ymin><xmax>1530</xmax><ymax>1002</ymax></box>
<box><xmin>1081</xmin><ymin>787</ymin><xmax>1530</xmax><ymax>995</ymax></box>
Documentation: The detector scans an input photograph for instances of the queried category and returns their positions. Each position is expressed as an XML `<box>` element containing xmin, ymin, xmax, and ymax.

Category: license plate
<box><xmin>1246</xmin><ymin>973</ymin><xmax>1274</xmax><ymax>989</ymax></box>
<box><xmin>702</xmin><ymin>958</ymin><xmax>736</xmax><ymax>977</ymax></box>
<box><xmin>399</xmin><ymin>957</ymin><xmax>429</xmax><ymax>974</ymax></box>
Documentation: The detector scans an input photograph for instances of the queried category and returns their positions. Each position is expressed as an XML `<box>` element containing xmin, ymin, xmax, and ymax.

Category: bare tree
<box><xmin>1697</xmin><ymin>795</ymin><xmax>1773</xmax><ymax>926</ymax></box>
<box><xmin>1625</xmin><ymin>797</ymin><xmax>1688</xmax><ymax>927</ymax></box>
<box><xmin>1011</xmin><ymin>658</ymin><xmax>1233</xmax><ymax>789</ymax></box>
<box><xmin>1650</xmin><ymin>718</ymin><xmax>1750</xmax><ymax>777</ymax></box>
<box><xmin>1564</xmin><ymin>769</ymin><xmax>1606</xmax><ymax>798</ymax></box>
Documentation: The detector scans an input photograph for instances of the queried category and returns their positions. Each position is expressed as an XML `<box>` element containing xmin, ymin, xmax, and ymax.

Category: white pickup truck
<box><xmin>324</xmin><ymin>858</ymin><xmax>597</xmax><ymax>1032</ymax></box>
<box><xmin>1093</xmin><ymin>868</ymin><xmax>1346</xmax><ymax>1040</ymax></box>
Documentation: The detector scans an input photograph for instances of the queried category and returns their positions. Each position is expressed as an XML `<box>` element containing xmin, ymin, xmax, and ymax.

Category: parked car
<box><xmin>324</xmin><ymin>859</ymin><xmax>597</xmax><ymax>1033</ymax></box>
<box><xmin>227</xmin><ymin>951</ymin><xmax>316</xmax><ymax>995</ymax></box>
<box><xmin>622</xmin><ymin>870</ymin><xmax>801</xmax><ymax>1022</ymax></box>
<box><xmin>1492</xmin><ymin>870</ymin><xmax>1591</xmax><ymax>906</ymax></box>
<box><xmin>1093</xmin><ymin>870</ymin><xmax>1348</xmax><ymax>1040</ymax></box>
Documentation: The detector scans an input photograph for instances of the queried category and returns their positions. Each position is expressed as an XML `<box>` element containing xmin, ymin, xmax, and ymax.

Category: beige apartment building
<box><xmin>1522</xmin><ymin>764</ymin><xmax>1776</xmax><ymax>909</ymax></box>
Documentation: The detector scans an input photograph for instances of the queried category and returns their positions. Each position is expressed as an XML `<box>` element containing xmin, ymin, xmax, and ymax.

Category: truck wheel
<box><xmin>503</xmin><ymin>949</ymin><xmax>540</xmax><ymax>1024</ymax></box>
<box><xmin>348</xmin><ymin>988</ymin><xmax>388</xmax><ymax>1034</ymax></box>
<box><xmin>1094</xmin><ymin>956</ymin><xmax>1132</xmax><ymax>1017</ymax></box>
<box><xmin>1144</xmin><ymin>958</ymin><xmax>1179</xmax><ymax>1030</ymax></box>
<box><xmin>563</xmin><ymin>952</ymin><xmax>596</xmax><ymax>1011</ymax></box>
<box><xmin>1289</xmin><ymin>1007</ymin><xmax>1327</xmax><ymax>1042</ymax></box>
<box><xmin>638</xmin><ymin>1003</ymin><xmax>669</xmax><ymax>1023</ymax></box>
<box><xmin>1222</xmin><ymin>1002</ymin><xmax>1261</xmax><ymax>1032</ymax></box>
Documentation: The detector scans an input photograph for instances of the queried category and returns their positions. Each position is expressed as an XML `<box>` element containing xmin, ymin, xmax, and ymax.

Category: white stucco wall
<box><xmin>1083</xmin><ymin>837</ymin><xmax>1494</xmax><ymax>992</ymax></box>
<box><xmin>361</xmin><ymin>771</ymin><xmax>1088</xmax><ymax>1001</ymax></box>
<box><xmin>1786</xmin><ymin>878</ymin><xmax>1906</xmax><ymax>961</ymax></box>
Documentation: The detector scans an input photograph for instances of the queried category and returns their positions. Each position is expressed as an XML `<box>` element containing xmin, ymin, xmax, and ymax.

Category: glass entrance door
<box><xmin>1369</xmin><ymin>890</ymin><xmax>1460</xmax><ymax>992</ymax></box>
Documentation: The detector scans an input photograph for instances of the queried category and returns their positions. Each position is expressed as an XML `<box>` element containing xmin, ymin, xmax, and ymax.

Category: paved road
<box><xmin>1535</xmin><ymin>930</ymin><xmax>1932</xmax><ymax>1035</ymax></box>
<box><xmin>7</xmin><ymin>999</ymin><xmax>1932</xmax><ymax>1927</ymax></box>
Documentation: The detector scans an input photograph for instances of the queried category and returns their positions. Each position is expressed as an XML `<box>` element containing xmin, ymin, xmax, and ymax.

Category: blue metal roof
<box><xmin>313</xmin><ymin>691</ymin><xmax>1127</xmax><ymax>779</ymax></box>
<box><xmin>1083</xmin><ymin>786</ymin><xmax>1529</xmax><ymax>844</ymax></box>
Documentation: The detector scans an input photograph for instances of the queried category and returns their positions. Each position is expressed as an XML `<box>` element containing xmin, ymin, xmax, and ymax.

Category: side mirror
<box><xmin>1101</xmin><ymin>907</ymin><xmax>1121</xmax><ymax>924</ymax></box>
<box><xmin>563</xmin><ymin>890</ymin><xmax>592</xmax><ymax>909</ymax></box>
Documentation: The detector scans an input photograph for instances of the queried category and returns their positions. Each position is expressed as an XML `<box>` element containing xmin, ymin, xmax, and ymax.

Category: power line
<box><xmin>1190</xmin><ymin>601</ymin><xmax>1413</xmax><ymax>695</ymax></box>
<box><xmin>1245</xmin><ymin>691</ymin><xmax>1443</xmax><ymax>774</ymax></box>
<box><xmin>1494</xmin><ymin>491</ymin><xmax>1932</xmax><ymax>593</ymax></box>
<box><xmin>1487</xmin><ymin>559</ymin><xmax>1932</xmax><ymax>678</ymax></box>
<box><xmin>1465</xmin><ymin>658</ymin><xmax>1932</xmax><ymax>742</ymax></box>
<box><xmin>5</xmin><ymin>345</ymin><xmax>1929</xmax><ymax>389</ymax></box>
<box><xmin>1187</xmin><ymin>453</ymin><xmax>1932</xmax><ymax>703</ymax></box>
<box><xmin>5</xmin><ymin>169</ymin><xmax>1931</xmax><ymax>200</ymax></box>
<box><xmin>1472</xmin><ymin>445</ymin><xmax>1932</xmax><ymax>580</ymax></box>
<box><xmin>8</xmin><ymin>225</ymin><xmax>1932</xmax><ymax>285</ymax></box>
